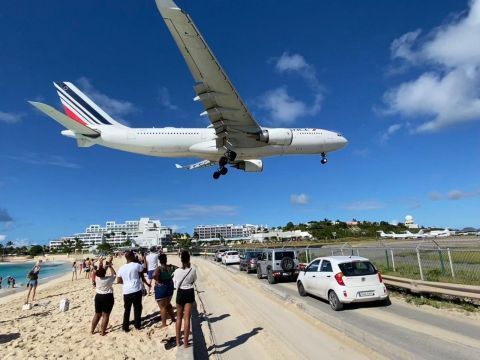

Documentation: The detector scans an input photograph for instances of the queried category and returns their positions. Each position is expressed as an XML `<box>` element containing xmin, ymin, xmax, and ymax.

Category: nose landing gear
<box><xmin>213</xmin><ymin>150</ymin><xmax>236</xmax><ymax>179</ymax></box>
<box><xmin>321</xmin><ymin>152</ymin><xmax>328</xmax><ymax>164</ymax></box>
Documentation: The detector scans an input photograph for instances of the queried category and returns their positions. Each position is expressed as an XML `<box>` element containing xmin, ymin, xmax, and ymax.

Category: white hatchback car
<box><xmin>297</xmin><ymin>256</ymin><xmax>389</xmax><ymax>311</ymax></box>
<box><xmin>222</xmin><ymin>251</ymin><xmax>240</xmax><ymax>265</ymax></box>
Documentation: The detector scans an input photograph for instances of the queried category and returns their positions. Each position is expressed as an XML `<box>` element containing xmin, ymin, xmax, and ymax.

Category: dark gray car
<box><xmin>257</xmin><ymin>249</ymin><xmax>299</xmax><ymax>284</ymax></box>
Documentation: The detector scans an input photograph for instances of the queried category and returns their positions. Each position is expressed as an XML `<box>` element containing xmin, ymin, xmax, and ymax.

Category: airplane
<box><xmin>405</xmin><ymin>230</ymin><xmax>428</xmax><ymax>239</ymax></box>
<box><xmin>427</xmin><ymin>228</ymin><xmax>452</xmax><ymax>238</ymax></box>
<box><xmin>377</xmin><ymin>231</ymin><xmax>410</xmax><ymax>239</ymax></box>
<box><xmin>29</xmin><ymin>0</ymin><xmax>348</xmax><ymax>180</ymax></box>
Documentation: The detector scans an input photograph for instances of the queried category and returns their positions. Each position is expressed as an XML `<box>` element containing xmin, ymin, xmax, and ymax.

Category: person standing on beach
<box><xmin>117</xmin><ymin>251</ymin><xmax>150</xmax><ymax>332</ymax></box>
<box><xmin>153</xmin><ymin>253</ymin><xmax>177</xmax><ymax>328</ymax></box>
<box><xmin>173</xmin><ymin>250</ymin><xmax>197</xmax><ymax>348</ymax></box>
<box><xmin>145</xmin><ymin>247</ymin><xmax>159</xmax><ymax>296</ymax></box>
<box><xmin>72</xmin><ymin>261</ymin><xmax>78</xmax><ymax>281</ymax></box>
<box><xmin>84</xmin><ymin>258</ymin><xmax>91</xmax><ymax>279</ymax></box>
<box><xmin>25</xmin><ymin>260</ymin><xmax>42</xmax><ymax>304</ymax></box>
<box><xmin>91</xmin><ymin>260</ymin><xmax>116</xmax><ymax>336</ymax></box>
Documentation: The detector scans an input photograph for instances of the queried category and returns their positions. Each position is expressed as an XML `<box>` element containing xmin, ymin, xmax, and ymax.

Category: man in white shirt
<box><xmin>145</xmin><ymin>247</ymin><xmax>159</xmax><ymax>296</ymax></box>
<box><xmin>117</xmin><ymin>251</ymin><xmax>150</xmax><ymax>331</ymax></box>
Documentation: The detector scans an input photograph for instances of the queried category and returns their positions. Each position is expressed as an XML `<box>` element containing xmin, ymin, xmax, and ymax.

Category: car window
<box><xmin>339</xmin><ymin>261</ymin><xmax>376</xmax><ymax>276</ymax></box>
<box><xmin>274</xmin><ymin>251</ymin><xmax>295</xmax><ymax>260</ymax></box>
<box><xmin>228</xmin><ymin>251</ymin><xmax>238</xmax><ymax>255</ymax></box>
<box><xmin>320</xmin><ymin>260</ymin><xmax>332</xmax><ymax>272</ymax></box>
<box><xmin>306</xmin><ymin>259</ymin><xmax>320</xmax><ymax>272</ymax></box>
<box><xmin>268</xmin><ymin>252</ymin><xmax>272</xmax><ymax>261</ymax></box>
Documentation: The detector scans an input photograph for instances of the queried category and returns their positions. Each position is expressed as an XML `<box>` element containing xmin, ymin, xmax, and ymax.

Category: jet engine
<box><xmin>256</xmin><ymin>128</ymin><xmax>293</xmax><ymax>146</ymax></box>
<box><xmin>233</xmin><ymin>159</ymin><xmax>263</xmax><ymax>172</ymax></box>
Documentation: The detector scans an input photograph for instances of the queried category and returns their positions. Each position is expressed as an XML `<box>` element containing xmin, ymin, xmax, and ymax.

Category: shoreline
<box><xmin>0</xmin><ymin>269</ymin><xmax>71</xmax><ymax>301</ymax></box>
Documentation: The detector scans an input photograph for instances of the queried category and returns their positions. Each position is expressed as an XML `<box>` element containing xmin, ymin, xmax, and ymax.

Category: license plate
<box><xmin>283</xmin><ymin>272</ymin><xmax>291</xmax><ymax>276</ymax></box>
<box><xmin>358</xmin><ymin>291</ymin><xmax>375</xmax><ymax>297</ymax></box>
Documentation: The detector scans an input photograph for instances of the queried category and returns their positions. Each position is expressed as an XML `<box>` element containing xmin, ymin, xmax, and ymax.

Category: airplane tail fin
<box><xmin>53</xmin><ymin>81</ymin><xmax>126</xmax><ymax>128</ymax></box>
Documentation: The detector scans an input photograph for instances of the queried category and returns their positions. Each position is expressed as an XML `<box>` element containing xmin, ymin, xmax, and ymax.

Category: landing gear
<box><xmin>321</xmin><ymin>152</ymin><xmax>328</xmax><ymax>164</ymax></box>
<box><xmin>212</xmin><ymin>150</ymin><xmax>236</xmax><ymax>179</ymax></box>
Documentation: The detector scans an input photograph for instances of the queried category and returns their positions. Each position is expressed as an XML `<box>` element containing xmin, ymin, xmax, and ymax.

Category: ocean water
<box><xmin>0</xmin><ymin>261</ymin><xmax>71</xmax><ymax>288</ymax></box>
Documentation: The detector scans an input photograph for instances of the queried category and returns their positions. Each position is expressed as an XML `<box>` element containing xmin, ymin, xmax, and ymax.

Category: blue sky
<box><xmin>1</xmin><ymin>0</ymin><xmax>479</xmax><ymax>245</ymax></box>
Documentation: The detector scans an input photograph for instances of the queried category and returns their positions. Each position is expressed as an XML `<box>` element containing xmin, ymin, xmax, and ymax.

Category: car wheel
<box><xmin>297</xmin><ymin>281</ymin><xmax>307</xmax><ymax>296</ymax></box>
<box><xmin>382</xmin><ymin>296</ymin><xmax>391</xmax><ymax>306</ymax></box>
<box><xmin>267</xmin><ymin>269</ymin><xmax>276</xmax><ymax>284</ymax></box>
<box><xmin>257</xmin><ymin>267</ymin><xmax>263</xmax><ymax>279</ymax></box>
<box><xmin>328</xmin><ymin>290</ymin><xmax>344</xmax><ymax>311</ymax></box>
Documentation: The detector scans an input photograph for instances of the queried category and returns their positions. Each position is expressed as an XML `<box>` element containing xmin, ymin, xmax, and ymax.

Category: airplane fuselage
<box><xmin>63</xmin><ymin>126</ymin><xmax>347</xmax><ymax>161</ymax></box>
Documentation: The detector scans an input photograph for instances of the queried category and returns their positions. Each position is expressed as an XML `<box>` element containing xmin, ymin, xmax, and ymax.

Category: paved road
<box><xmin>201</xmin><ymin>258</ymin><xmax>480</xmax><ymax>360</ymax></box>
<box><xmin>192</xmin><ymin>258</ymin><xmax>381</xmax><ymax>360</ymax></box>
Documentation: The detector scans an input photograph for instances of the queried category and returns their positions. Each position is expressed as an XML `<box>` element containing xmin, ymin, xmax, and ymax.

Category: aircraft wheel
<box><xmin>220</xmin><ymin>167</ymin><xmax>228</xmax><ymax>176</ymax></box>
<box><xmin>321</xmin><ymin>157</ymin><xmax>328</xmax><ymax>164</ymax></box>
<box><xmin>227</xmin><ymin>151</ymin><xmax>237</xmax><ymax>162</ymax></box>
<box><xmin>219</xmin><ymin>156</ymin><xmax>228</xmax><ymax>167</ymax></box>
<box><xmin>213</xmin><ymin>171</ymin><xmax>221</xmax><ymax>180</ymax></box>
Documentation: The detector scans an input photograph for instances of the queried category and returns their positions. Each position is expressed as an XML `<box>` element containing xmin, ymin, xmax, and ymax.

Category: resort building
<box><xmin>193</xmin><ymin>224</ymin><xmax>265</xmax><ymax>241</ymax></box>
<box><xmin>49</xmin><ymin>218</ymin><xmax>172</xmax><ymax>249</ymax></box>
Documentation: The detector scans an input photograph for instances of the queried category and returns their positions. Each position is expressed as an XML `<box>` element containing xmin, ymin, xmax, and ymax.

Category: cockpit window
<box><xmin>337</xmin><ymin>133</ymin><xmax>343</xmax><ymax>137</ymax></box>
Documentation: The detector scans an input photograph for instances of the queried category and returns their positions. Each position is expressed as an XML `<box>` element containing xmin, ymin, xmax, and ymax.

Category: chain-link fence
<box><xmin>198</xmin><ymin>244</ymin><xmax>480</xmax><ymax>285</ymax></box>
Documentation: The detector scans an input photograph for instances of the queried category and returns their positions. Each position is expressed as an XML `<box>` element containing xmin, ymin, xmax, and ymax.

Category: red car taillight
<box><xmin>334</xmin><ymin>272</ymin><xmax>345</xmax><ymax>286</ymax></box>
<box><xmin>377</xmin><ymin>271</ymin><xmax>383</xmax><ymax>283</ymax></box>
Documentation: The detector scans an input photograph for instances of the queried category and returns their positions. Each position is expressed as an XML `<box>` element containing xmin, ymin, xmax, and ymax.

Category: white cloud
<box><xmin>390</xmin><ymin>29</ymin><xmax>422</xmax><ymax>63</ymax></box>
<box><xmin>76</xmin><ymin>77</ymin><xmax>137</xmax><ymax>125</ymax></box>
<box><xmin>380</xmin><ymin>123</ymin><xmax>403</xmax><ymax>143</ymax></box>
<box><xmin>428</xmin><ymin>191</ymin><xmax>443</xmax><ymax>201</ymax></box>
<box><xmin>352</xmin><ymin>148</ymin><xmax>370</xmax><ymax>157</ymax></box>
<box><xmin>259</xmin><ymin>52</ymin><xmax>324</xmax><ymax>125</ymax></box>
<box><xmin>159</xmin><ymin>86</ymin><xmax>178</xmax><ymax>111</ymax></box>
<box><xmin>0</xmin><ymin>111</ymin><xmax>23</xmax><ymax>124</ymax></box>
<box><xmin>382</xmin><ymin>0</ymin><xmax>480</xmax><ymax>132</ymax></box>
<box><xmin>0</xmin><ymin>235</ymin><xmax>6</xmax><ymax>242</ymax></box>
<box><xmin>342</xmin><ymin>201</ymin><xmax>384</xmax><ymax>211</ymax></box>
<box><xmin>162</xmin><ymin>204</ymin><xmax>238</xmax><ymax>221</ymax></box>
<box><xmin>290</xmin><ymin>193</ymin><xmax>309</xmax><ymax>205</ymax></box>
<box><xmin>4</xmin><ymin>153</ymin><xmax>81</xmax><ymax>169</ymax></box>
<box><xmin>428</xmin><ymin>188</ymin><xmax>480</xmax><ymax>201</ymax></box>
<box><xmin>259</xmin><ymin>87</ymin><xmax>321</xmax><ymax>124</ymax></box>
<box><xmin>447</xmin><ymin>188</ymin><xmax>480</xmax><ymax>200</ymax></box>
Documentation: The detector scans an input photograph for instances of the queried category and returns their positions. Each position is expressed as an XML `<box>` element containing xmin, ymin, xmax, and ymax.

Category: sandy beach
<box><xmin>0</xmin><ymin>257</ymin><xmax>179</xmax><ymax>359</ymax></box>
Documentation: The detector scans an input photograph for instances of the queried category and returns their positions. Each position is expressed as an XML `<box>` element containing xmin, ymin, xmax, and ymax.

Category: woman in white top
<box><xmin>173</xmin><ymin>250</ymin><xmax>197</xmax><ymax>348</ymax></box>
<box><xmin>91</xmin><ymin>260</ymin><xmax>116</xmax><ymax>336</ymax></box>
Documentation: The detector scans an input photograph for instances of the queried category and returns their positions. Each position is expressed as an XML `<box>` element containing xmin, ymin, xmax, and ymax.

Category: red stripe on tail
<box><xmin>62</xmin><ymin>105</ymin><xmax>88</xmax><ymax>126</ymax></box>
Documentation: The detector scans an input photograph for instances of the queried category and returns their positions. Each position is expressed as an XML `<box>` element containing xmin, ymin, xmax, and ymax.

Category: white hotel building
<box><xmin>49</xmin><ymin>218</ymin><xmax>172</xmax><ymax>249</ymax></box>
<box><xmin>193</xmin><ymin>224</ymin><xmax>265</xmax><ymax>241</ymax></box>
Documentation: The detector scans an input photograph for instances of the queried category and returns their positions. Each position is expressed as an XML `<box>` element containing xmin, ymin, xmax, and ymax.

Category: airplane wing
<box><xmin>29</xmin><ymin>101</ymin><xmax>100</xmax><ymax>137</ymax></box>
<box><xmin>175</xmin><ymin>159</ymin><xmax>216</xmax><ymax>170</ymax></box>
<box><xmin>155</xmin><ymin>0</ymin><xmax>264</xmax><ymax>148</ymax></box>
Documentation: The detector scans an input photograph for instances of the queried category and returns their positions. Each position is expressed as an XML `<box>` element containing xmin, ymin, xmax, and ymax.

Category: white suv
<box><xmin>297</xmin><ymin>256</ymin><xmax>389</xmax><ymax>311</ymax></box>
<box><xmin>222</xmin><ymin>251</ymin><xmax>240</xmax><ymax>265</ymax></box>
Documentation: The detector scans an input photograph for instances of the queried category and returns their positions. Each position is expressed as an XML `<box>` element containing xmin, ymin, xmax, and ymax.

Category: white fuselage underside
<box><xmin>67</xmin><ymin>127</ymin><xmax>348</xmax><ymax>161</ymax></box>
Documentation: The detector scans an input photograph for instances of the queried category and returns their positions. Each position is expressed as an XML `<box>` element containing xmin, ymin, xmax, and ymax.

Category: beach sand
<box><xmin>0</xmin><ymin>258</ymin><xmax>179</xmax><ymax>359</ymax></box>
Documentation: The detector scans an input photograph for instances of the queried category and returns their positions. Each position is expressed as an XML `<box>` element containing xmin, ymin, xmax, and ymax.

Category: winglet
<box><xmin>175</xmin><ymin>164</ymin><xmax>183</xmax><ymax>169</ymax></box>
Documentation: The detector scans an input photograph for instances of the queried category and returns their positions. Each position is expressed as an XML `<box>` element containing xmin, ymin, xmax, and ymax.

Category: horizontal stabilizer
<box><xmin>175</xmin><ymin>160</ymin><xmax>215</xmax><ymax>170</ymax></box>
<box><xmin>29</xmin><ymin>101</ymin><xmax>100</xmax><ymax>136</ymax></box>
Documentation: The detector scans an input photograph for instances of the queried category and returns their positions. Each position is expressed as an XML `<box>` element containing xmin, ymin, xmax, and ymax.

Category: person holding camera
<box><xmin>91</xmin><ymin>259</ymin><xmax>116</xmax><ymax>336</ymax></box>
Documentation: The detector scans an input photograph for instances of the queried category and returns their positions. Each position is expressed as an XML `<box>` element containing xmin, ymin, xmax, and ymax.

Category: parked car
<box><xmin>239</xmin><ymin>251</ymin><xmax>262</xmax><ymax>273</ymax></box>
<box><xmin>257</xmin><ymin>248</ymin><xmax>300</xmax><ymax>284</ymax></box>
<box><xmin>214</xmin><ymin>249</ymin><xmax>228</xmax><ymax>262</ymax></box>
<box><xmin>222</xmin><ymin>251</ymin><xmax>240</xmax><ymax>265</ymax></box>
<box><xmin>296</xmin><ymin>256</ymin><xmax>389</xmax><ymax>311</ymax></box>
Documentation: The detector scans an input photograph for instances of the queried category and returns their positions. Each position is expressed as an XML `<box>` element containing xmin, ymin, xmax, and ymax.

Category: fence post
<box><xmin>306</xmin><ymin>248</ymin><xmax>310</xmax><ymax>263</ymax></box>
<box><xmin>390</xmin><ymin>249</ymin><xmax>396</xmax><ymax>272</ymax></box>
<box><xmin>438</xmin><ymin>249</ymin><xmax>446</xmax><ymax>273</ymax></box>
<box><xmin>447</xmin><ymin>248</ymin><xmax>455</xmax><ymax>278</ymax></box>
<box><xmin>416</xmin><ymin>248</ymin><xmax>424</xmax><ymax>281</ymax></box>
<box><xmin>385</xmin><ymin>249</ymin><xmax>390</xmax><ymax>270</ymax></box>
<box><xmin>357</xmin><ymin>249</ymin><xmax>360</xmax><ymax>256</ymax></box>
<box><xmin>331</xmin><ymin>249</ymin><xmax>334</xmax><ymax>256</ymax></box>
